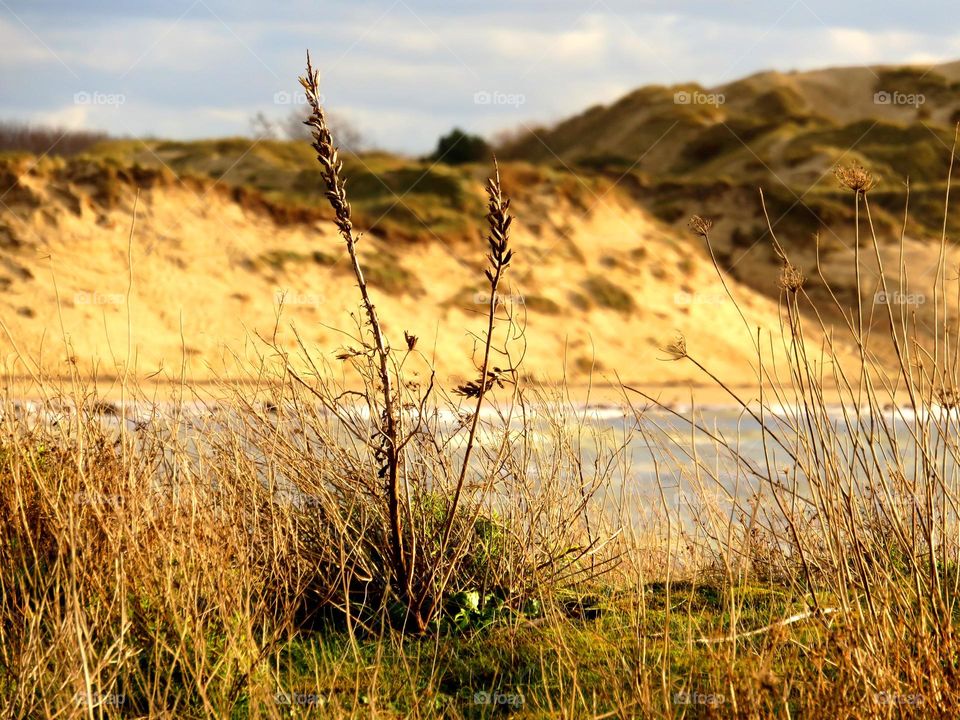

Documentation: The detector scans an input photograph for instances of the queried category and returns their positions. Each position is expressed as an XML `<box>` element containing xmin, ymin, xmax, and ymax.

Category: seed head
<box><xmin>688</xmin><ymin>215</ymin><xmax>714</xmax><ymax>239</ymax></box>
<box><xmin>454</xmin><ymin>368</ymin><xmax>507</xmax><ymax>398</ymax></box>
<box><xmin>834</xmin><ymin>164</ymin><xmax>877</xmax><ymax>195</ymax></box>
<box><xmin>937</xmin><ymin>386</ymin><xmax>960</xmax><ymax>410</ymax></box>
<box><xmin>662</xmin><ymin>335</ymin><xmax>688</xmax><ymax>361</ymax></box>
<box><xmin>484</xmin><ymin>159</ymin><xmax>513</xmax><ymax>285</ymax></box>
<box><xmin>779</xmin><ymin>264</ymin><xmax>804</xmax><ymax>293</ymax></box>
<box><xmin>335</xmin><ymin>346</ymin><xmax>364</xmax><ymax>361</ymax></box>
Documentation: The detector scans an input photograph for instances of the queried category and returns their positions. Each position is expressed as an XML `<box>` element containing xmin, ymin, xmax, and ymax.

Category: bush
<box><xmin>583</xmin><ymin>275</ymin><xmax>635</xmax><ymax>314</ymax></box>
<box><xmin>430</xmin><ymin>128</ymin><xmax>492</xmax><ymax>165</ymax></box>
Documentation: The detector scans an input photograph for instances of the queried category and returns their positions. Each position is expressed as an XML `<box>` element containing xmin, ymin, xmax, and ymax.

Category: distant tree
<box><xmin>430</xmin><ymin>128</ymin><xmax>491</xmax><ymax>165</ymax></box>
<box><xmin>249</xmin><ymin>112</ymin><xmax>279</xmax><ymax>140</ymax></box>
<box><xmin>283</xmin><ymin>110</ymin><xmax>365</xmax><ymax>152</ymax></box>
<box><xmin>0</xmin><ymin>121</ymin><xmax>108</xmax><ymax>156</ymax></box>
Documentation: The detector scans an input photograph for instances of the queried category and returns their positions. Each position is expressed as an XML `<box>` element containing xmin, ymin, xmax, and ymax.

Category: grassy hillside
<box><xmin>501</xmin><ymin>61</ymin><xmax>960</xmax><ymax>186</ymax></box>
<box><xmin>75</xmin><ymin>138</ymin><xmax>606</xmax><ymax>246</ymax></box>
<box><xmin>500</xmin><ymin>60</ymin><xmax>960</xmax><ymax>307</ymax></box>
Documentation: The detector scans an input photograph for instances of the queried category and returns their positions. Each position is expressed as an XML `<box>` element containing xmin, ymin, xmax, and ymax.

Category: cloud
<box><xmin>33</xmin><ymin>103</ymin><xmax>91</xmax><ymax>129</ymax></box>
<box><xmin>0</xmin><ymin>17</ymin><xmax>53</xmax><ymax>66</ymax></box>
<box><xmin>3</xmin><ymin>1</ymin><xmax>960</xmax><ymax>153</ymax></box>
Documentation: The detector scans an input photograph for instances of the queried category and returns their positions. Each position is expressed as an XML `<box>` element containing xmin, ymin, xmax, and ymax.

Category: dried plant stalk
<box><xmin>299</xmin><ymin>52</ymin><xmax>409</xmax><ymax>599</ymax></box>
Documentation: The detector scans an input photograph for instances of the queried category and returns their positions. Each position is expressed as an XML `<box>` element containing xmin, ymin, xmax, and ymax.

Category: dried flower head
<box><xmin>688</xmin><ymin>215</ymin><xmax>714</xmax><ymax>239</ymax></box>
<box><xmin>454</xmin><ymin>367</ymin><xmax>511</xmax><ymax>398</ymax></box>
<box><xmin>936</xmin><ymin>386</ymin><xmax>960</xmax><ymax>410</ymax></box>
<box><xmin>404</xmin><ymin>331</ymin><xmax>418</xmax><ymax>351</ymax></box>
<box><xmin>834</xmin><ymin>164</ymin><xmax>877</xmax><ymax>195</ymax></box>
<box><xmin>484</xmin><ymin>160</ymin><xmax>513</xmax><ymax>286</ymax></box>
<box><xmin>662</xmin><ymin>335</ymin><xmax>688</xmax><ymax>361</ymax></box>
<box><xmin>779</xmin><ymin>263</ymin><xmax>805</xmax><ymax>293</ymax></box>
<box><xmin>335</xmin><ymin>346</ymin><xmax>364</xmax><ymax>361</ymax></box>
<box><xmin>299</xmin><ymin>52</ymin><xmax>355</xmax><ymax>243</ymax></box>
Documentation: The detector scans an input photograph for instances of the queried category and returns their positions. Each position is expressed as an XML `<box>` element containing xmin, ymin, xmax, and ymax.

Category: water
<box><xmin>6</xmin><ymin>398</ymin><xmax>956</xmax><ymax>527</ymax></box>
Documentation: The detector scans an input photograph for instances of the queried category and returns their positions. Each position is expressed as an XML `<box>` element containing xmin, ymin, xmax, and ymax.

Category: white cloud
<box><xmin>5</xmin><ymin>3</ymin><xmax>960</xmax><ymax>153</ymax></box>
<box><xmin>0</xmin><ymin>17</ymin><xmax>59</xmax><ymax>66</ymax></box>
<box><xmin>33</xmin><ymin>103</ymin><xmax>90</xmax><ymax>129</ymax></box>
<box><xmin>51</xmin><ymin>17</ymin><xmax>260</xmax><ymax>76</ymax></box>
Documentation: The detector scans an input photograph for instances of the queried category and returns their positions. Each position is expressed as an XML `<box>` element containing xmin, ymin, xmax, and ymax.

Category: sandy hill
<box><xmin>0</xmin><ymin>152</ymin><xmax>817</xmax><ymax>397</ymax></box>
<box><xmin>500</xmin><ymin>60</ymin><xmax>960</xmax><ymax>322</ymax></box>
<box><xmin>502</xmin><ymin>60</ymin><xmax>960</xmax><ymax>183</ymax></box>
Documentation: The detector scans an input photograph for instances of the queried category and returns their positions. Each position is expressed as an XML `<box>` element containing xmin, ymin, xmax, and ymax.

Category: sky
<box><xmin>2</xmin><ymin>0</ymin><xmax>960</xmax><ymax>154</ymax></box>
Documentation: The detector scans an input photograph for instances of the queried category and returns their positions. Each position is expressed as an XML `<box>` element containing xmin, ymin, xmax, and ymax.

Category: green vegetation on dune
<box><xmin>496</xmin><ymin>61</ymin><xmax>960</xmax><ymax>293</ymax></box>
<box><xmin>874</xmin><ymin>67</ymin><xmax>960</xmax><ymax>103</ymax></box>
<box><xmin>16</xmin><ymin>138</ymin><xmax>606</xmax><ymax>249</ymax></box>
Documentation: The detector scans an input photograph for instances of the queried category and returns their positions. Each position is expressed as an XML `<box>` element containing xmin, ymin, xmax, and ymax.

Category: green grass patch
<box><xmin>582</xmin><ymin>275</ymin><xmax>635</xmax><ymax>314</ymax></box>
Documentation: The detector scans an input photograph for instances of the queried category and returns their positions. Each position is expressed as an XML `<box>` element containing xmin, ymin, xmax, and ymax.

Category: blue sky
<box><xmin>2</xmin><ymin>0</ymin><xmax>959</xmax><ymax>153</ymax></box>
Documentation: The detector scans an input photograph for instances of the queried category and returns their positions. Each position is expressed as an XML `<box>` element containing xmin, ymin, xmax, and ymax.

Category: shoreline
<box><xmin>0</xmin><ymin>373</ymin><xmax>922</xmax><ymax>417</ymax></box>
